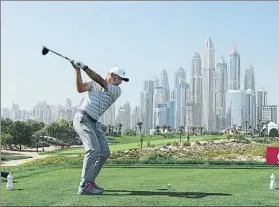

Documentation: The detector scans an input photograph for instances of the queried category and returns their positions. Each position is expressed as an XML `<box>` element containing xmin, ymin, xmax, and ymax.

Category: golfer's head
<box><xmin>107</xmin><ymin>66</ymin><xmax>129</xmax><ymax>86</ymax></box>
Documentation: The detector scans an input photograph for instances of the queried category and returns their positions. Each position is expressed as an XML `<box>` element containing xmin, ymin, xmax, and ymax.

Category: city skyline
<box><xmin>2</xmin><ymin>2</ymin><xmax>279</xmax><ymax>117</ymax></box>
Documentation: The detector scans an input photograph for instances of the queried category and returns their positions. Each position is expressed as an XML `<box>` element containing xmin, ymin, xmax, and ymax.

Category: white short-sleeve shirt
<box><xmin>78</xmin><ymin>81</ymin><xmax>121</xmax><ymax>121</ymax></box>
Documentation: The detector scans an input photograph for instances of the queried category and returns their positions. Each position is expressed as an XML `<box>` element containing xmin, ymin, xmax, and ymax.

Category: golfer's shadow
<box><xmin>104</xmin><ymin>189</ymin><xmax>232</xmax><ymax>199</ymax></box>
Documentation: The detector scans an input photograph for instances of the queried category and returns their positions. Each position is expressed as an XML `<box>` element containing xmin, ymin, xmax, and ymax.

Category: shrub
<box><xmin>143</xmin><ymin>152</ymin><xmax>176</xmax><ymax>164</ymax></box>
<box><xmin>182</xmin><ymin>141</ymin><xmax>191</xmax><ymax>147</ymax></box>
<box><xmin>226</xmin><ymin>134</ymin><xmax>233</xmax><ymax>140</ymax></box>
<box><xmin>195</xmin><ymin>141</ymin><xmax>201</xmax><ymax>145</ymax></box>
<box><xmin>21</xmin><ymin>155</ymin><xmax>84</xmax><ymax>167</ymax></box>
<box><xmin>29</xmin><ymin>141</ymin><xmax>50</xmax><ymax>148</ymax></box>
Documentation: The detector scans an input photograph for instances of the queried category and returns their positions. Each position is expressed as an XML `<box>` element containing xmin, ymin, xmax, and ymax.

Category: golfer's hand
<box><xmin>71</xmin><ymin>60</ymin><xmax>80</xmax><ymax>71</ymax></box>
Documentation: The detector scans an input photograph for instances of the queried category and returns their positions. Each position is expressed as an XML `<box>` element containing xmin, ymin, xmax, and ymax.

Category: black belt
<box><xmin>78</xmin><ymin>110</ymin><xmax>97</xmax><ymax>123</ymax></box>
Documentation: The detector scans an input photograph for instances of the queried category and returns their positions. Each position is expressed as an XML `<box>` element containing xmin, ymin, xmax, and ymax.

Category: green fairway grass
<box><xmin>1</xmin><ymin>155</ymin><xmax>32</xmax><ymax>161</ymax></box>
<box><xmin>39</xmin><ymin>135</ymin><xmax>223</xmax><ymax>156</ymax></box>
<box><xmin>1</xmin><ymin>167</ymin><xmax>278</xmax><ymax>206</ymax></box>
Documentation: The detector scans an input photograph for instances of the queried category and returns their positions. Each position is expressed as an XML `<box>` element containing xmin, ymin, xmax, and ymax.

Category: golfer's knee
<box><xmin>85</xmin><ymin>148</ymin><xmax>101</xmax><ymax>159</ymax></box>
<box><xmin>101</xmin><ymin>150</ymin><xmax>111</xmax><ymax>160</ymax></box>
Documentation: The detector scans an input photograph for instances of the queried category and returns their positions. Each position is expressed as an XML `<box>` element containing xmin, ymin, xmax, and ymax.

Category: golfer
<box><xmin>71</xmin><ymin>60</ymin><xmax>129</xmax><ymax>195</ymax></box>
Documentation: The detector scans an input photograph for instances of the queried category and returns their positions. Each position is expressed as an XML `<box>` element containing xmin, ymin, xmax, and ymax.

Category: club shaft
<box><xmin>48</xmin><ymin>49</ymin><xmax>71</xmax><ymax>61</ymax></box>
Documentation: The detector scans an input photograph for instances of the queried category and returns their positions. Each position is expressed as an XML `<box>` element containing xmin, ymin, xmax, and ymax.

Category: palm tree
<box><xmin>162</xmin><ymin>125</ymin><xmax>167</xmax><ymax>134</ymax></box>
<box><xmin>191</xmin><ymin>126</ymin><xmax>196</xmax><ymax>135</ymax></box>
<box><xmin>155</xmin><ymin>125</ymin><xmax>160</xmax><ymax>135</ymax></box>
<box><xmin>107</xmin><ymin>125</ymin><xmax>111</xmax><ymax>136</ymax></box>
<box><xmin>166</xmin><ymin>125</ymin><xmax>171</xmax><ymax>132</ymax></box>
<box><xmin>137</xmin><ymin>122</ymin><xmax>143</xmax><ymax>149</ymax></box>
<box><xmin>178</xmin><ymin>126</ymin><xmax>184</xmax><ymax>143</ymax></box>
<box><xmin>238</xmin><ymin>126</ymin><xmax>242</xmax><ymax>133</ymax></box>
<box><xmin>117</xmin><ymin>123</ymin><xmax>123</xmax><ymax>136</ymax></box>
<box><xmin>199</xmin><ymin>126</ymin><xmax>204</xmax><ymax>135</ymax></box>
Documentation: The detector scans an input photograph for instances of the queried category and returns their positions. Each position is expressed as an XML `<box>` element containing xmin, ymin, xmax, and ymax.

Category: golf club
<box><xmin>42</xmin><ymin>46</ymin><xmax>72</xmax><ymax>61</ymax></box>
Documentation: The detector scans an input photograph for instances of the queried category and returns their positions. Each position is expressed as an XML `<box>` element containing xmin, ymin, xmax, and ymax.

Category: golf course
<box><xmin>1</xmin><ymin>134</ymin><xmax>279</xmax><ymax>206</ymax></box>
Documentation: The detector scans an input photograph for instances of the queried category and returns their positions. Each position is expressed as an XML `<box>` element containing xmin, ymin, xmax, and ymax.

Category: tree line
<box><xmin>1</xmin><ymin>118</ymin><xmax>81</xmax><ymax>152</ymax></box>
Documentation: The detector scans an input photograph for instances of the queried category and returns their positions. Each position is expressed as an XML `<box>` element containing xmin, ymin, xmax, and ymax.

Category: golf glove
<box><xmin>74</xmin><ymin>60</ymin><xmax>88</xmax><ymax>70</ymax></box>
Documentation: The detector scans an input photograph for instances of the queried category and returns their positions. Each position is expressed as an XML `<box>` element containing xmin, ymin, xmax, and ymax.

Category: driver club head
<box><xmin>42</xmin><ymin>46</ymin><xmax>49</xmax><ymax>55</ymax></box>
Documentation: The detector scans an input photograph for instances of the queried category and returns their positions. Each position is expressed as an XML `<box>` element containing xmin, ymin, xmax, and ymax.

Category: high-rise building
<box><xmin>189</xmin><ymin>52</ymin><xmax>202</xmax><ymax>128</ymax></box>
<box><xmin>160</xmin><ymin>69</ymin><xmax>170</xmax><ymax>101</ymax></box>
<box><xmin>228</xmin><ymin>44</ymin><xmax>241</xmax><ymax>90</ymax></box>
<box><xmin>214</xmin><ymin>57</ymin><xmax>228</xmax><ymax>131</ymax></box>
<box><xmin>244</xmin><ymin>65</ymin><xmax>255</xmax><ymax>91</ymax></box>
<box><xmin>2</xmin><ymin>108</ymin><xmax>10</xmax><ymax>119</ymax></box>
<box><xmin>202</xmin><ymin>38</ymin><xmax>216</xmax><ymax>131</ymax></box>
<box><xmin>154</xmin><ymin>101</ymin><xmax>175</xmax><ymax>129</ymax></box>
<box><xmin>131</xmin><ymin>106</ymin><xmax>141</xmax><ymax>130</ymax></box>
<box><xmin>102</xmin><ymin>103</ymin><xmax>115</xmax><ymax>126</ymax></box>
<box><xmin>256</xmin><ymin>87</ymin><xmax>268</xmax><ymax>123</ymax></box>
<box><xmin>66</xmin><ymin>98</ymin><xmax>72</xmax><ymax>109</ymax></box>
<box><xmin>11</xmin><ymin>103</ymin><xmax>20</xmax><ymax>120</ymax></box>
<box><xmin>140</xmin><ymin>80</ymin><xmax>154</xmax><ymax>131</ymax></box>
<box><xmin>225</xmin><ymin>90</ymin><xmax>245</xmax><ymax>129</ymax></box>
<box><xmin>245</xmin><ymin>89</ymin><xmax>256</xmax><ymax>129</ymax></box>
<box><xmin>262</xmin><ymin>105</ymin><xmax>277</xmax><ymax>124</ymax></box>
<box><xmin>174</xmin><ymin>67</ymin><xmax>187</xmax><ymax>129</ymax></box>
<box><xmin>152</xmin><ymin>86</ymin><xmax>164</xmax><ymax>128</ymax></box>
<box><xmin>115</xmin><ymin>101</ymin><xmax>131</xmax><ymax>131</ymax></box>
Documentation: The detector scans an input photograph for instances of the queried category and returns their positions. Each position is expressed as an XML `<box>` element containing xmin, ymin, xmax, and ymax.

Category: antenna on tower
<box><xmin>180</xmin><ymin>60</ymin><xmax>182</xmax><ymax>68</ymax></box>
<box><xmin>231</xmin><ymin>40</ymin><xmax>239</xmax><ymax>53</ymax></box>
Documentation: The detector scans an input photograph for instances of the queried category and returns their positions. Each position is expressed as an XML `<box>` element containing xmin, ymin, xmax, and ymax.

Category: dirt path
<box><xmin>1</xmin><ymin>155</ymin><xmax>51</xmax><ymax>167</ymax></box>
<box><xmin>1</xmin><ymin>146</ymin><xmax>58</xmax><ymax>167</ymax></box>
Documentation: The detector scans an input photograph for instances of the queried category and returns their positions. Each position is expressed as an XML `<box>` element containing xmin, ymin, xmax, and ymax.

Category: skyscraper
<box><xmin>116</xmin><ymin>101</ymin><xmax>131</xmax><ymax>131</ymax></box>
<box><xmin>131</xmin><ymin>106</ymin><xmax>141</xmax><ymax>130</ymax></box>
<box><xmin>174</xmin><ymin>67</ymin><xmax>187</xmax><ymax>129</ymax></box>
<box><xmin>160</xmin><ymin>69</ymin><xmax>170</xmax><ymax>101</ymax></box>
<box><xmin>244</xmin><ymin>65</ymin><xmax>255</xmax><ymax>91</ymax></box>
<box><xmin>188</xmin><ymin>52</ymin><xmax>202</xmax><ymax>128</ymax></box>
<box><xmin>214</xmin><ymin>57</ymin><xmax>228</xmax><ymax>131</ymax></box>
<box><xmin>228</xmin><ymin>44</ymin><xmax>241</xmax><ymax>90</ymax></box>
<box><xmin>152</xmin><ymin>86</ymin><xmax>164</xmax><ymax>128</ymax></box>
<box><xmin>245</xmin><ymin>89</ymin><xmax>256</xmax><ymax>129</ymax></box>
<box><xmin>256</xmin><ymin>87</ymin><xmax>268</xmax><ymax>123</ymax></box>
<box><xmin>202</xmin><ymin>38</ymin><xmax>216</xmax><ymax>131</ymax></box>
<box><xmin>225</xmin><ymin>90</ymin><xmax>246</xmax><ymax>129</ymax></box>
<box><xmin>102</xmin><ymin>103</ymin><xmax>115</xmax><ymax>126</ymax></box>
<box><xmin>140</xmin><ymin>80</ymin><xmax>154</xmax><ymax>131</ymax></box>
<box><xmin>66</xmin><ymin>98</ymin><xmax>72</xmax><ymax>109</ymax></box>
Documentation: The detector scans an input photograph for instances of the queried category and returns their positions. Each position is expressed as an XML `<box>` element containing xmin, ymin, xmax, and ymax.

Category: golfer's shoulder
<box><xmin>107</xmin><ymin>83</ymin><xmax>121</xmax><ymax>95</ymax></box>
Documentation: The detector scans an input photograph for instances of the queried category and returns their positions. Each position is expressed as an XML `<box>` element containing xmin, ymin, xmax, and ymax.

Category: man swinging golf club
<box><xmin>71</xmin><ymin>60</ymin><xmax>129</xmax><ymax>195</ymax></box>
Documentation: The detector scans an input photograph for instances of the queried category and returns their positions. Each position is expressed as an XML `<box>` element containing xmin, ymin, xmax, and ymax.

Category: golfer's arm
<box><xmin>83</xmin><ymin>67</ymin><xmax>108</xmax><ymax>90</ymax></box>
<box><xmin>75</xmin><ymin>70</ymin><xmax>90</xmax><ymax>93</ymax></box>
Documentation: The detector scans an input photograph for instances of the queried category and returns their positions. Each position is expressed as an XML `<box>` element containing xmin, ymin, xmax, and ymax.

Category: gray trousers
<box><xmin>73</xmin><ymin>110</ymin><xmax>110</xmax><ymax>188</ymax></box>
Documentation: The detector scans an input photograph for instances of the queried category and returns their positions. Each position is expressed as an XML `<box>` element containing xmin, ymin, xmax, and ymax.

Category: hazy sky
<box><xmin>2</xmin><ymin>1</ymin><xmax>279</xmax><ymax>113</ymax></box>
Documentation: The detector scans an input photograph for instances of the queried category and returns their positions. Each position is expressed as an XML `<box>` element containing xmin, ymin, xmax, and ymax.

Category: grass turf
<box><xmin>1</xmin><ymin>155</ymin><xmax>33</xmax><ymax>161</ymax></box>
<box><xmin>39</xmin><ymin>135</ymin><xmax>223</xmax><ymax>156</ymax></box>
<box><xmin>1</xmin><ymin>167</ymin><xmax>278</xmax><ymax>206</ymax></box>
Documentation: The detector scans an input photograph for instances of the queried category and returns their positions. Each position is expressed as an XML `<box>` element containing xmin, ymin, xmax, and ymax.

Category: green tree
<box><xmin>155</xmin><ymin>125</ymin><xmax>160</xmax><ymax>135</ymax></box>
<box><xmin>162</xmin><ymin>125</ymin><xmax>167</xmax><ymax>134</ymax></box>
<box><xmin>7</xmin><ymin>121</ymin><xmax>32</xmax><ymax>150</ymax></box>
<box><xmin>166</xmin><ymin>125</ymin><xmax>171</xmax><ymax>132</ymax></box>
<box><xmin>107</xmin><ymin>125</ymin><xmax>112</xmax><ymax>135</ymax></box>
<box><xmin>117</xmin><ymin>123</ymin><xmax>123</xmax><ymax>136</ymax></box>
<box><xmin>1</xmin><ymin>118</ymin><xmax>13</xmax><ymax>134</ymax></box>
<box><xmin>1</xmin><ymin>133</ymin><xmax>13</xmax><ymax>150</ymax></box>
<box><xmin>137</xmin><ymin>122</ymin><xmax>143</xmax><ymax>149</ymax></box>
<box><xmin>178</xmin><ymin>126</ymin><xmax>184</xmax><ymax>143</ymax></box>
<box><xmin>101</xmin><ymin>124</ymin><xmax>108</xmax><ymax>134</ymax></box>
<box><xmin>32</xmin><ymin>129</ymin><xmax>46</xmax><ymax>152</ymax></box>
<box><xmin>191</xmin><ymin>126</ymin><xmax>196</xmax><ymax>135</ymax></box>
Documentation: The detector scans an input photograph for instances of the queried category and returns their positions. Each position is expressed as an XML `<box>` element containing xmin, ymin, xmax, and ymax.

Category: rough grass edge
<box><xmin>13</xmin><ymin>153</ymin><xmax>274</xmax><ymax>169</ymax></box>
